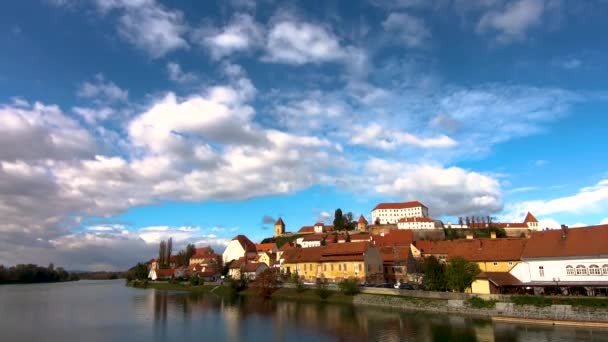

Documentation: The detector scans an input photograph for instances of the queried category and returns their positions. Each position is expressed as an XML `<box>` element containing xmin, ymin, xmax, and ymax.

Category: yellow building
<box><xmin>282</xmin><ymin>242</ymin><xmax>383</xmax><ymax>283</ymax></box>
<box><xmin>413</xmin><ymin>238</ymin><xmax>527</xmax><ymax>294</ymax></box>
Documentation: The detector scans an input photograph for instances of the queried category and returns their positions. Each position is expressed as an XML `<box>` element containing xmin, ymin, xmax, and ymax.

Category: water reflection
<box><xmin>133</xmin><ymin>288</ymin><xmax>608</xmax><ymax>342</ymax></box>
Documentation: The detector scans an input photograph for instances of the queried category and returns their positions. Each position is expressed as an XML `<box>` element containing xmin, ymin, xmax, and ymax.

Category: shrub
<box><xmin>295</xmin><ymin>280</ymin><xmax>306</xmax><ymax>293</ymax></box>
<box><xmin>468</xmin><ymin>297</ymin><xmax>496</xmax><ymax>309</ymax></box>
<box><xmin>169</xmin><ymin>277</ymin><xmax>180</xmax><ymax>285</ymax></box>
<box><xmin>512</xmin><ymin>296</ymin><xmax>552</xmax><ymax>307</ymax></box>
<box><xmin>316</xmin><ymin>283</ymin><xmax>331</xmax><ymax>300</ymax></box>
<box><xmin>189</xmin><ymin>276</ymin><xmax>199</xmax><ymax>286</ymax></box>
<box><xmin>338</xmin><ymin>279</ymin><xmax>360</xmax><ymax>296</ymax></box>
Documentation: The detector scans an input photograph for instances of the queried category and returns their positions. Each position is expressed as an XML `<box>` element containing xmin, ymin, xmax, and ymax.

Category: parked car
<box><xmin>379</xmin><ymin>283</ymin><xmax>393</xmax><ymax>288</ymax></box>
<box><xmin>398</xmin><ymin>283</ymin><xmax>414</xmax><ymax>290</ymax></box>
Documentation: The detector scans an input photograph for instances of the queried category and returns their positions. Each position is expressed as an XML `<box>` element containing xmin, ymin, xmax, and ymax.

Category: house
<box><xmin>187</xmin><ymin>264</ymin><xmax>220</xmax><ymax>282</ymax></box>
<box><xmin>397</xmin><ymin>217</ymin><xmax>437</xmax><ymax>230</ymax></box>
<box><xmin>297</xmin><ymin>234</ymin><xmax>325</xmax><ymax>248</ymax></box>
<box><xmin>148</xmin><ymin>268</ymin><xmax>175</xmax><ymax>281</ymax></box>
<box><xmin>372</xmin><ymin>201</ymin><xmax>429</xmax><ymax>224</ymax></box>
<box><xmin>223</xmin><ymin>235</ymin><xmax>257</xmax><ymax>264</ymax></box>
<box><xmin>242</xmin><ymin>262</ymin><xmax>269</xmax><ymax>280</ymax></box>
<box><xmin>256</xmin><ymin>251</ymin><xmax>276</xmax><ymax>267</ymax></box>
<box><xmin>413</xmin><ymin>237</ymin><xmax>527</xmax><ymax>294</ymax></box>
<box><xmin>509</xmin><ymin>224</ymin><xmax>608</xmax><ymax>295</ymax></box>
<box><xmin>282</xmin><ymin>242</ymin><xmax>383</xmax><ymax>283</ymax></box>
<box><xmin>190</xmin><ymin>247</ymin><xmax>222</xmax><ymax>266</ymax></box>
<box><xmin>378</xmin><ymin>245</ymin><xmax>416</xmax><ymax>284</ymax></box>
<box><xmin>255</xmin><ymin>243</ymin><xmax>278</xmax><ymax>254</ymax></box>
<box><xmin>297</xmin><ymin>222</ymin><xmax>335</xmax><ymax>234</ymax></box>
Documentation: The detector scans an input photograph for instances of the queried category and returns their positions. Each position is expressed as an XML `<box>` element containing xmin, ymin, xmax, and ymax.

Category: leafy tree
<box><xmin>176</xmin><ymin>250</ymin><xmax>188</xmax><ymax>267</ymax></box>
<box><xmin>186</xmin><ymin>244</ymin><xmax>196</xmax><ymax>260</ymax></box>
<box><xmin>446</xmin><ymin>257</ymin><xmax>481</xmax><ymax>292</ymax></box>
<box><xmin>316</xmin><ymin>282</ymin><xmax>331</xmax><ymax>300</ymax></box>
<box><xmin>338</xmin><ymin>279</ymin><xmax>359</xmax><ymax>295</ymax></box>
<box><xmin>252</xmin><ymin>268</ymin><xmax>280</xmax><ymax>298</ymax></box>
<box><xmin>423</xmin><ymin>256</ymin><xmax>446</xmax><ymax>291</ymax></box>
<box><xmin>333</xmin><ymin>208</ymin><xmax>344</xmax><ymax>231</ymax></box>
<box><xmin>158</xmin><ymin>240</ymin><xmax>166</xmax><ymax>268</ymax></box>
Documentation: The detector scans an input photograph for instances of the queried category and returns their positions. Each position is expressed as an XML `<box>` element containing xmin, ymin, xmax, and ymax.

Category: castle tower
<box><xmin>274</xmin><ymin>217</ymin><xmax>285</xmax><ymax>237</ymax></box>
<box><xmin>523</xmin><ymin>212</ymin><xmax>539</xmax><ymax>230</ymax></box>
<box><xmin>357</xmin><ymin>215</ymin><xmax>368</xmax><ymax>232</ymax></box>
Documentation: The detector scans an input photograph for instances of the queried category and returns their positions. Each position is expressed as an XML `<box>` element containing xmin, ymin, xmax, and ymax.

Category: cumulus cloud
<box><xmin>73</xmin><ymin>106</ymin><xmax>115</xmax><ymax>125</ymax></box>
<box><xmin>382</xmin><ymin>12</ymin><xmax>431</xmax><ymax>47</ymax></box>
<box><xmin>94</xmin><ymin>0</ymin><xmax>189</xmax><ymax>58</ymax></box>
<box><xmin>477</xmin><ymin>0</ymin><xmax>545</xmax><ymax>43</ymax></box>
<box><xmin>78</xmin><ymin>74</ymin><xmax>128</xmax><ymax>103</ymax></box>
<box><xmin>538</xmin><ymin>218</ymin><xmax>561</xmax><ymax>229</ymax></box>
<box><xmin>166</xmin><ymin>62</ymin><xmax>197</xmax><ymax>83</ymax></box>
<box><xmin>364</xmin><ymin>158</ymin><xmax>502</xmax><ymax>216</ymax></box>
<box><xmin>264</xmin><ymin>19</ymin><xmax>346</xmax><ymax>64</ymax></box>
<box><xmin>193</xmin><ymin>13</ymin><xmax>264</xmax><ymax>59</ymax></box>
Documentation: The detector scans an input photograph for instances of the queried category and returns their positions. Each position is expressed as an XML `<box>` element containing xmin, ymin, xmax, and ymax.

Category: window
<box><xmin>338</xmin><ymin>264</ymin><xmax>341</xmax><ymax>271</ymax></box>
<box><xmin>323</xmin><ymin>264</ymin><xmax>326</xmax><ymax>272</ymax></box>
<box><xmin>603</xmin><ymin>265</ymin><xmax>608</xmax><ymax>275</ymax></box>
<box><xmin>589</xmin><ymin>265</ymin><xmax>601</xmax><ymax>275</ymax></box>
<box><xmin>493</xmin><ymin>262</ymin><xmax>498</xmax><ymax>267</ymax></box>
<box><xmin>331</xmin><ymin>264</ymin><xmax>334</xmax><ymax>271</ymax></box>
<box><xmin>384</xmin><ymin>267</ymin><xmax>389</xmax><ymax>273</ymax></box>
<box><xmin>576</xmin><ymin>265</ymin><xmax>587</xmax><ymax>276</ymax></box>
<box><xmin>343</xmin><ymin>263</ymin><xmax>347</xmax><ymax>271</ymax></box>
<box><xmin>508</xmin><ymin>262</ymin><xmax>513</xmax><ymax>266</ymax></box>
<box><xmin>566</xmin><ymin>265</ymin><xmax>574</xmax><ymax>276</ymax></box>
<box><xmin>539</xmin><ymin>266</ymin><xmax>544</xmax><ymax>277</ymax></box>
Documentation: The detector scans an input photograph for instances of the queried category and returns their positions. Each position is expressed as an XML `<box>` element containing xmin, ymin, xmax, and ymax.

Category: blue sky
<box><xmin>1</xmin><ymin>0</ymin><xmax>607</xmax><ymax>270</ymax></box>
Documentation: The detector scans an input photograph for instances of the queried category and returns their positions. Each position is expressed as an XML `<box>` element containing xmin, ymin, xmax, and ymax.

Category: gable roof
<box><xmin>371</xmin><ymin>230</ymin><xmax>414</xmax><ymax>247</ymax></box>
<box><xmin>522</xmin><ymin>225</ymin><xmax>608</xmax><ymax>259</ymax></box>
<box><xmin>243</xmin><ymin>262</ymin><xmax>266</xmax><ymax>273</ymax></box>
<box><xmin>275</xmin><ymin>217</ymin><xmax>285</xmax><ymax>226</ymax></box>
<box><xmin>302</xmin><ymin>234</ymin><xmax>325</xmax><ymax>242</ymax></box>
<box><xmin>256</xmin><ymin>243</ymin><xmax>277</xmax><ymax>252</ymax></box>
<box><xmin>477</xmin><ymin>272</ymin><xmax>522</xmax><ymax>287</ymax></box>
<box><xmin>298</xmin><ymin>226</ymin><xmax>314</xmax><ymax>233</ymax></box>
<box><xmin>153</xmin><ymin>268</ymin><xmax>175</xmax><ymax>277</ymax></box>
<box><xmin>373</xmin><ymin>201</ymin><xmax>427</xmax><ymax>210</ymax></box>
<box><xmin>231</xmin><ymin>235</ymin><xmax>257</xmax><ymax>253</ymax></box>
<box><xmin>415</xmin><ymin>238</ymin><xmax>527</xmax><ymax>261</ymax></box>
<box><xmin>282</xmin><ymin>242</ymin><xmax>375</xmax><ymax>263</ymax></box>
<box><xmin>523</xmin><ymin>212</ymin><xmax>538</xmax><ymax>223</ymax></box>
<box><xmin>279</xmin><ymin>242</ymin><xmax>295</xmax><ymax>252</ymax></box>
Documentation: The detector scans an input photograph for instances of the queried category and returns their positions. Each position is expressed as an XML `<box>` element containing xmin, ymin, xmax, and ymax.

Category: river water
<box><xmin>0</xmin><ymin>280</ymin><xmax>607</xmax><ymax>341</ymax></box>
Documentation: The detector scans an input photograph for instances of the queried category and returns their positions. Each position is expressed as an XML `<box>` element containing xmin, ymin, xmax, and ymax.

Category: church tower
<box><xmin>357</xmin><ymin>215</ymin><xmax>368</xmax><ymax>232</ymax></box>
<box><xmin>274</xmin><ymin>217</ymin><xmax>285</xmax><ymax>237</ymax></box>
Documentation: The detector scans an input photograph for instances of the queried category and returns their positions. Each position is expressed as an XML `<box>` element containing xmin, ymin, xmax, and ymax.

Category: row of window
<box><xmin>376</xmin><ymin>208</ymin><xmax>421</xmax><ymax>212</ymax></box>
<box><xmin>538</xmin><ymin>264</ymin><xmax>608</xmax><ymax>277</ymax></box>
<box><xmin>297</xmin><ymin>263</ymin><xmax>383</xmax><ymax>273</ymax></box>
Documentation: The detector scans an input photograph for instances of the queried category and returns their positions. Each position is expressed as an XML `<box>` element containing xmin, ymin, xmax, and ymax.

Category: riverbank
<box><xmin>134</xmin><ymin>282</ymin><xmax>608</xmax><ymax>324</ymax></box>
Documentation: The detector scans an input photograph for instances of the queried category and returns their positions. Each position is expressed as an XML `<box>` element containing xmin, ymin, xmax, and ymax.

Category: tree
<box><xmin>186</xmin><ymin>244</ymin><xmax>196</xmax><ymax>260</ymax></box>
<box><xmin>129</xmin><ymin>263</ymin><xmax>149</xmax><ymax>280</ymax></box>
<box><xmin>458</xmin><ymin>217</ymin><xmax>463</xmax><ymax>226</ymax></box>
<box><xmin>333</xmin><ymin>209</ymin><xmax>344</xmax><ymax>231</ymax></box>
<box><xmin>166</xmin><ymin>237</ymin><xmax>173</xmax><ymax>266</ymax></box>
<box><xmin>423</xmin><ymin>256</ymin><xmax>446</xmax><ymax>291</ymax></box>
<box><xmin>445</xmin><ymin>257</ymin><xmax>480</xmax><ymax>292</ymax></box>
<box><xmin>252</xmin><ymin>268</ymin><xmax>280</xmax><ymax>298</ymax></box>
<box><xmin>158</xmin><ymin>240</ymin><xmax>166</xmax><ymax>268</ymax></box>
<box><xmin>344</xmin><ymin>212</ymin><xmax>356</xmax><ymax>231</ymax></box>
<box><xmin>176</xmin><ymin>250</ymin><xmax>188</xmax><ymax>267</ymax></box>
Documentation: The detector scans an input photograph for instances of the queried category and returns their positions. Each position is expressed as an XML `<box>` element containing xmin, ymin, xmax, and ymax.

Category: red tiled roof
<box><xmin>302</xmin><ymin>234</ymin><xmax>325</xmax><ymax>242</ymax></box>
<box><xmin>373</xmin><ymin>201</ymin><xmax>427</xmax><ymax>210</ymax></box>
<box><xmin>477</xmin><ymin>272</ymin><xmax>522</xmax><ymax>286</ymax></box>
<box><xmin>243</xmin><ymin>262</ymin><xmax>266</xmax><ymax>273</ymax></box>
<box><xmin>492</xmin><ymin>222</ymin><xmax>529</xmax><ymax>229</ymax></box>
<box><xmin>523</xmin><ymin>212</ymin><xmax>538</xmax><ymax>223</ymax></box>
<box><xmin>229</xmin><ymin>257</ymin><xmax>246</xmax><ymax>268</ymax></box>
<box><xmin>522</xmin><ymin>225</ymin><xmax>608</xmax><ymax>259</ymax></box>
<box><xmin>372</xmin><ymin>230</ymin><xmax>414</xmax><ymax>247</ymax></box>
<box><xmin>195</xmin><ymin>247</ymin><xmax>213</xmax><ymax>255</ymax></box>
<box><xmin>415</xmin><ymin>238</ymin><xmax>527</xmax><ymax>261</ymax></box>
<box><xmin>298</xmin><ymin>226</ymin><xmax>314</xmax><ymax>233</ymax></box>
<box><xmin>279</xmin><ymin>243</ymin><xmax>295</xmax><ymax>252</ymax></box>
<box><xmin>282</xmin><ymin>247</ymin><xmax>325</xmax><ymax>263</ymax></box>
<box><xmin>256</xmin><ymin>243</ymin><xmax>277</xmax><ymax>252</ymax></box>
<box><xmin>282</xmin><ymin>242</ymin><xmax>375</xmax><ymax>263</ymax></box>
<box><xmin>153</xmin><ymin>268</ymin><xmax>175</xmax><ymax>277</ymax></box>
<box><xmin>231</xmin><ymin>235</ymin><xmax>257</xmax><ymax>253</ymax></box>
<box><xmin>398</xmin><ymin>217</ymin><xmax>434</xmax><ymax>223</ymax></box>
<box><xmin>275</xmin><ymin>217</ymin><xmax>285</xmax><ymax>226</ymax></box>
<box><xmin>349</xmin><ymin>233</ymin><xmax>371</xmax><ymax>242</ymax></box>
<box><xmin>322</xmin><ymin>241</ymin><xmax>370</xmax><ymax>256</ymax></box>
<box><xmin>379</xmin><ymin>246</ymin><xmax>411</xmax><ymax>264</ymax></box>
<box><xmin>358</xmin><ymin>215</ymin><xmax>368</xmax><ymax>224</ymax></box>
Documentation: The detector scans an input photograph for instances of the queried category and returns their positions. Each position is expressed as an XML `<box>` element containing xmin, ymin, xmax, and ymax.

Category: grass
<box><xmin>468</xmin><ymin>297</ymin><xmax>497</xmax><ymax>309</ymax></box>
<box><xmin>511</xmin><ymin>295</ymin><xmax>608</xmax><ymax>309</ymax></box>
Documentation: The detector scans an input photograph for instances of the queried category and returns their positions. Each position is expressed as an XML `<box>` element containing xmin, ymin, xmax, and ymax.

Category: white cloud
<box><xmin>560</xmin><ymin>58</ymin><xmax>582</xmax><ymax>70</ymax></box>
<box><xmin>94</xmin><ymin>0</ymin><xmax>189</xmax><ymax>58</ymax></box>
<box><xmin>264</xmin><ymin>19</ymin><xmax>346</xmax><ymax>64</ymax></box>
<box><xmin>534</xmin><ymin>159</ymin><xmax>548</xmax><ymax>166</ymax></box>
<box><xmin>73</xmin><ymin>106</ymin><xmax>115</xmax><ymax>125</ymax></box>
<box><xmin>363</xmin><ymin>158</ymin><xmax>502</xmax><ymax>216</ymax></box>
<box><xmin>382</xmin><ymin>12</ymin><xmax>431</xmax><ymax>47</ymax></box>
<box><xmin>78</xmin><ymin>74</ymin><xmax>128</xmax><ymax>103</ymax></box>
<box><xmin>166</xmin><ymin>62</ymin><xmax>197</xmax><ymax>83</ymax></box>
<box><xmin>601</xmin><ymin>218</ymin><xmax>608</xmax><ymax>225</ymax></box>
<box><xmin>477</xmin><ymin>0</ymin><xmax>545</xmax><ymax>43</ymax></box>
<box><xmin>571</xmin><ymin>222</ymin><xmax>586</xmax><ymax>228</ymax></box>
<box><xmin>351</xmin><ymin>123</ymin><xmax>457</xmax><ymax>150</ymax></box>
<box><xmin>508</xmin><ymin>186</ymin><xmax>539</xmax><ymax>194</ymax></box>
<box><xmin>505</xmin><ymin>179</ymin><xmax>608</xmax><ymax>219</ymax></box>
<box><xmin>538</xmin><ymin>218</ymin><xmax>561</xmax><ymax>230</ymax></box>
<box><xmin>193</xmin><ymin>13</ymin><xmax>264</xmax><ymax>59</ymax></box>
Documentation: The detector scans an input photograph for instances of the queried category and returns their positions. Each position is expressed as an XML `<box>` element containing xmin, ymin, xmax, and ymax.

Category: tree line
<box><xmin>422</xmin><ymin>256</ymin><xmax>480</xmax><ymax>292</ymax></box>
<box><xmin>156</xmin><ymin>237</ymin><xmax>202</xmax><ymax>269</ymax></box>
<box><xmin>0</xmin><ymin>263</ymin><xmax>79</xmax><ymax>284</ymax></box>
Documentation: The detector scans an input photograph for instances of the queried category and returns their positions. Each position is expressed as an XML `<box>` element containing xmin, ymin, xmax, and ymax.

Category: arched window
<box><xmin>603</xmin><ymin>265</ymin><xmax>608</xmax><ymax>275</ymax></box>
<box><xmin>589</xmin><ymin>265</ymin><xmax>601</xmax><ymax>275</ymax></box>
<box><xmin>576</xmin><ymin>265</ymin><xmax>587</xmax><ymax>276</ymax></box>
<box><xmin>566</xmin><ymin>265</ymin><xmax>574</xmax><ymax>276</ymax></box>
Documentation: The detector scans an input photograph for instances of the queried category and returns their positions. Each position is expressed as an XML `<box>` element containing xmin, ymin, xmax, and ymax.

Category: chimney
<box><xmin>490</xmin><ymin>231</ymin><xmax>496</xmax><ymax>239</ymax></box>
<box><xmin>466</xmin><ymin>233</ymin><xmax>473</xmax><ymax>240</ymax></box>
<box><xmin>561</xmin><ymin>224</ymin><xmax>568</xmax><ymax>239</ymax></box>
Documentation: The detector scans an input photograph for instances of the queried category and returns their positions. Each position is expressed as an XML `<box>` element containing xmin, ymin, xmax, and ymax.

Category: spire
<box><xmin>275</xmin><ymin>217</ymin><xmax>285</xmax><ymax>226</ymax></box>
<box><xmin>358</xmin><ymin>215</ymin><xmax>368</xmax><ymax>224</ymax></box>
<box><xmin>523</xmin><ymin>212</ymin><xmax>538</xmax><ymax>223</ymax></box>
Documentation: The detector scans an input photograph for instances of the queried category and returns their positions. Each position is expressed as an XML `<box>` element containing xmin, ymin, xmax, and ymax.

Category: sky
<box><xmin>1</xmin><ymin>0</ymin><xmax>607</xmax><ymax>271</ymax></box>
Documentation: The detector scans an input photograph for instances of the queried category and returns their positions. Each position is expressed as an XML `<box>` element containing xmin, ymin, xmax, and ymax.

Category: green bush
<box><xmin>189</xmin><ymin>276</ymin><xmax>199</xmax><ymax>286</ymax></box>
<box><xmin>512</xmin><ymin>296</ymin><xmax>552</xmax><ymax>307</ymax></box>
<box><xmin>338</xmin><ymin>279</ymin><xmax>360</xmax><ymax>296</ymax></box>
<box><xmin>468</xmin><ymin>297</ymin><xmax>496</xmax><ymax>309</ymax></box>
<box><xmin>295</xmin><ymin>281</ymin><xmax>306</xmax><ymax>293</ymax></box>
<box><xmin>316</xmin><ymin>283</ymin><xmax>331</xmax><ymax>300</ymax></box>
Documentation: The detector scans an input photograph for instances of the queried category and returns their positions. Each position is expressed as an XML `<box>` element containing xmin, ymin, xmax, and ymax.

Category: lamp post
<box><xmin>553</xmin><ymin>277</ymin><xmax>560</xmax><ymax>294</ymax></box>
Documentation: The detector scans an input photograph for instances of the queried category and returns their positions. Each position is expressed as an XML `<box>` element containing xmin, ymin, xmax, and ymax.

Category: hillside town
<box><xmin>146</xmin><ymin>201</ymin><xmax>608</xmax><ymax>296</ymax></box>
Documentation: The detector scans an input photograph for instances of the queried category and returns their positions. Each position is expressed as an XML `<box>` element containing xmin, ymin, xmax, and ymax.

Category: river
<box><xmin>0</xmin><ymin>280</ymin><xmax>607</xmax><ymax>341</ymax></box>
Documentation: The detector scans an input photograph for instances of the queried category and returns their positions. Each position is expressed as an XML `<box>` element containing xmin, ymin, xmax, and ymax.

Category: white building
<box><xmin>297</xmin><ymin>234</ymin><xmax>325</xmax><ymax>248</ymax></box>
<box><xmin>223</xmin><ymin>235</ymin><xmax>257</xmax><ymax>264</ymax></box>
<box><xmin>397</xmin><ymin>217</ymin><xmax>436</xmax><ymax>230</ymax></box>
<box><xmin>509</xmin><ymin>224</ymin><xmax>608</xmax><ymax>293</ymax></box>
<box><xmin>372</xmin><ymin>201</ymin><xmax>429</xmax><ymax>224</ymax></box>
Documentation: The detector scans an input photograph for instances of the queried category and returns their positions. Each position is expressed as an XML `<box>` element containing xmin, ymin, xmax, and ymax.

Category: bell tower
<box><xmin>274</xmin><ymin>217</ymin><xmax>285</xmax><ymax>237</ymax></box>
